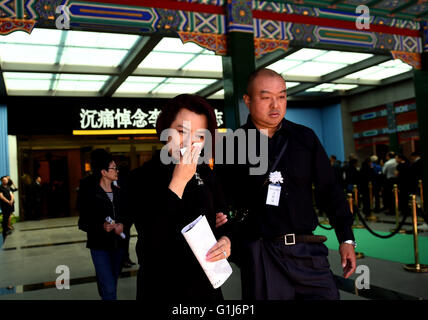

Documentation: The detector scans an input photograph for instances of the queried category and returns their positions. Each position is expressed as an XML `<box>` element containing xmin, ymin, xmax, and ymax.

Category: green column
<box><xmin>414</xmin><ymin>52</ymin><xmax>428</xmax><ymax>211</ymax></box>
<box><xmin>222</xmin><ymin>0</ymin><xmax>255</xmax><ymax>130</ymax></box>
<box><xmin>16</xmin><ymin>0</ymin><xmax>23</xmax><ymax>19</ymax></box>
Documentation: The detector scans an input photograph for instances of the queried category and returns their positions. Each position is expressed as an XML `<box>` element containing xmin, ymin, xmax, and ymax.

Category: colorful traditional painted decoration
<box><xmin>423</xmin><ymin>21</ymin><xmax>428</xmax><ymax>52</ymax></box>
<box><xmin>391</xmin><ymin>50</ymin><xmax>421</xmax><ymax>69</ymax></box>
<box><xmin>0</xmin><ymin>0</ymin><xmax>424</xmax><ymax>55</ymax></box>
<box><xmin>254</xmin><ymin>38</ymin><xmax>289</xmax><ymax>57</ymax></box>
<box><xmin>226</xmin><ymin>0</ymin><xmax>253</xmax><ymax>33</ymax></box>
<box><xmin>178</xmin><ymin>31</ymin><xmax>227</xmax><ymax>55</ymax></box>
<box><xmin>0</xmin><ymin>18</ymin><xmax>35</xmax><ymax>35</ymax></box>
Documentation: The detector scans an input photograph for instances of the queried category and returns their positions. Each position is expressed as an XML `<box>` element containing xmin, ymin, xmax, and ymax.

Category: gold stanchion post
<box><xmin>352</xmin><ymin>185</ymin><xmax>364</xmax><ymax>229</ymax></box>
<box><xmin>390</xmin><ymin>184</ymin><xmax>406</xmax><ymax>234</ymax></box>
<box><xmin>417</xmin><ymin>180</ymin><xmax>424</xmax><ymax>223</ymax></box>
<box><xmin>403</xmin><ymin>195</ymin><xmax>428</xmax><ymax>272</ymax></box>
<box><xmin>366</xmin><ymin>181</ymin><xmax>379</xmax><ymax>222</ymax></box>
<box><xmin>347</xmin><ymin>193</ymin><xmax>364</xmax><ymax>259</ymax></box>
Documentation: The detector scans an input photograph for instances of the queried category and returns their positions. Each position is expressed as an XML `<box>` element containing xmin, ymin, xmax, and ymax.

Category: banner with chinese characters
<box><xmin>76</xmin><ymin>106</ymin><xmax>225</xmax><ymax>135</ymax></box>
<box><xmin>79</xmin><ymin>107</ymin><xmax>162</xmax><ymax>130</ymax></box>
<box><xmin>6</xmin><ymin>97</ymin><xmax>225</xmax><ymax>136</ymax></box>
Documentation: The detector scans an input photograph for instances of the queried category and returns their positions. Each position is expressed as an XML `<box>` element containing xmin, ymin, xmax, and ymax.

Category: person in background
<box><xmin>408</xmin><ymin>152</ymin><xmax>428</xmax><ymax>230</ymax></box>
<box><xmin>382</xmin><ymin>151</ymin><xmax>397</xmax><ymax>215</ymax></box>
<box><xmin>370</xmin><ymin>155</ymin><xmax>383</xmax><ymax>213</ymax></box>
<box><xmin>343</xmin><ymin>158</ymin><xmax>361</xmax><ymax>194</ymax></box>
<box><xmin>329</xmin><ymin>155</ymin><xmax>344</xmax><ymax>187</ymax></box>
<box><xmin>5</xmin><ymin>176</ymin><xmax>17</xmax><ymax>230</ymax></box>
<box><xmin>6</xmin><ymin>176</ymin><xmax>18</xmax><ymax>193</ymax></box>
<box><xmin>341</xmin><ymin>154</ymin><xmax>356</xmax><ymax>188</ymax></box>
<box><xmin>31</xmin><ymin>176</ymin><xmax>43</xmax><ymax>220</ymax></box>
<box><xmin>409</xmin><ymin>152</ymin><xmax>423</xmax><ymax>196</ymax></box>
<box><xmin>77</xmin><ymin>149</ymin><xmax>129</xmax><ymax>300</ymax></box>
<box><xmin>21</xmin><ymin>173</ymin><xmax>32</xmax><ymax>221</ymax></box>
<box><xmin>113</xmin><ymin>161</ymin><xmax>136</xmax><ymax>269</ymax></box>
<box><xmin>360</xmin><ymin>157</ymin><xmax>375</xmax><ymax>218</ymax></box>
<box><xmin>395</xmin><ymin>154</ymin><xmax>411</xmax><ymax>218</ymax></box>
<box><xmin>0</xmin><ymin>176</ymin><xmax>14</xmax><ymax>237</ymax></box>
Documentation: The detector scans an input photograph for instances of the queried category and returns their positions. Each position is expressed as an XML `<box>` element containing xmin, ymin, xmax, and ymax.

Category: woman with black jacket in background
<box><xmin>77</xmin><ymin>148</ymin><xmax>128</xmax><ymax>300</ymax></box>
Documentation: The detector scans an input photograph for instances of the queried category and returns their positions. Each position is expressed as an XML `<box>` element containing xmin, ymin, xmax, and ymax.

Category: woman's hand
<box><xmin>103</xmin><ymin>221</ymin><xmax>116</xmax><ymax>232</ymax></box>
<box><xmin>215</xmin><ymin>212</ymin><xmax>228</xmax><ymax>228</ymax></box>
<box><xmin>206</xmin><ymin>236</ymin><xmax>231</xmax><ymax>262</ymax></box>
<box><xmin>114</xmin><ymin>223</ymin><xmax>124</xmax><ymax>236</ymax></box>
<box><xmin>169</xmin><ymin>144</ymin><xmax>201</xmax><ymax>198</ymax></box>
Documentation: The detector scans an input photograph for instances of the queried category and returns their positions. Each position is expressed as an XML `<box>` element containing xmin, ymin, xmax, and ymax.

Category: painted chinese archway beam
<box><xmin>0</xmin><ymin>0</ymin><xmax>424</xmax><ymax>59</ymax></box>
<box><xmin>0</xmin><ymin>18</ymin><xmax>34</xmax><ymax>35</ymax></box>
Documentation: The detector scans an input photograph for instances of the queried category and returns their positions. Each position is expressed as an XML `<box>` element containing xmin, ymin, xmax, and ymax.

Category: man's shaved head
<box><xmin>246</xmin><ymin>68</ymin><xmax>285</xmax><ymax>97</ymax></box>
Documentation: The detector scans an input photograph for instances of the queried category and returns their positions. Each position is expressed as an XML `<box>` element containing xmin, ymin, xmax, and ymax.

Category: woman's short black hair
<box><xmin>156</xmin><ymin>94</ymin><xmax>217</xmax><ymax>140</ymax></box>
<box><xmin>90</xmin><ymin>149</ymin><xmax>112</xmax><ymax>180</ymax></box>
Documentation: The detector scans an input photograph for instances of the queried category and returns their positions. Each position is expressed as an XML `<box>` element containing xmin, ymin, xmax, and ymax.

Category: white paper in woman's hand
<box><xmin>181</xmin><ymin>215</ymin><xmax>233</xmax><ymax>289</ymax></box>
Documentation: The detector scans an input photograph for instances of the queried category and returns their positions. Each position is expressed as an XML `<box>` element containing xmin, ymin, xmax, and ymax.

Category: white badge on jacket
<box><xmin>266</xmin><ymin>171</ymin><xmax>283</xmax><ymax>206</ymax></box>
<box><xmin>266</xmin><ymin>184</ymin><xmax>281</xmax><ymax>206</ymax></box>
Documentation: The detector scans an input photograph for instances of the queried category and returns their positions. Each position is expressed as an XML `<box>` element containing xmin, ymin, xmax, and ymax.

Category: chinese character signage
<box><xmin>6</xmin><ymin>97</ymin><xmax>225</xmax><ymax>136</ymax></box>
<box><xmin>78</xmin><ymin>107</ymin><xmax>224</xmax><ymax>130</ymax></box>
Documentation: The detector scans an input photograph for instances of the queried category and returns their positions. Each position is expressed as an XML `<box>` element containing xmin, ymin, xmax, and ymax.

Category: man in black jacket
<box><xmin>217</xmin><ymin>68</ymin><xmax>356</xmax><ymax>300</ymax></box>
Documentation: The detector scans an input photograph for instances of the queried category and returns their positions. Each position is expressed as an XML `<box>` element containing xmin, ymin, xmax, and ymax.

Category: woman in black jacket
<box><xmin>77</xmin><ymin>149</ymin><xmax>128</xmax><ymax>300</ymax></box>
<box><xmin>129</xmin><ymin>94</ymin><xmax>231</xmax><ymax>302</ymax></box>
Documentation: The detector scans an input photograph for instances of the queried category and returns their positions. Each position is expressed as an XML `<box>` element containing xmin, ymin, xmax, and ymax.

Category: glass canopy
<box><xmin>0</xmin><ymin>29</ymin><xmax>414</xmax><ymax>98</ymax></box>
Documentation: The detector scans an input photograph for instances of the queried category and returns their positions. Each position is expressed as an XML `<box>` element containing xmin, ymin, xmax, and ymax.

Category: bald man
<box><xmin>217</xmin><ymin>68</ymin><xmax>356</xmax><ymax>300</ymax></box>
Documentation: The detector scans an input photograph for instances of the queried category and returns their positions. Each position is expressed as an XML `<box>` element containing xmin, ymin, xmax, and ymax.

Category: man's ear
<box><xmin>243</xmin><ymin>94</ymin><xmax>251</xmax><ymax>110</ymax></box>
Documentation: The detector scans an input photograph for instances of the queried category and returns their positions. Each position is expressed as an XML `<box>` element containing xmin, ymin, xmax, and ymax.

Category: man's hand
<box><xmin>339</xmin><ymin>243</ymin><xmax>356</xmax><ymax>278</ymax></box>
<box><xmin>215</xmin><ymin>212</ymin><xmax>228</xmax><ymax>228</ymax></box>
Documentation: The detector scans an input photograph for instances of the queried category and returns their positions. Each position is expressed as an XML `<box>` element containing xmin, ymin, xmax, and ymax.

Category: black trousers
<box><xmin>383</xmin><ymin>178</ymin><xmax>397</xmax><ymax>214</ymax></box>
<box><xmin>1</xmin><ymin>210</ymin><xmax>11</xmax><ymax>235</ymax></box>
<box><xmin>122</xmin><ymin>224</ymin><xmax>132</xmax><ymax>262</ymax></box>
<box><xmin>240</xmin><ymin>239</ymin><xmax>339</xmax><ymax>300</ymax></box>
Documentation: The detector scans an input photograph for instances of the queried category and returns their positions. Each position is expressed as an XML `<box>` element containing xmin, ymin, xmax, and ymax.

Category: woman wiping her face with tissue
<box><xmin>128</xmin><ymin>94</ymin><xmax>231</xmax><ymax>302</ymax></box>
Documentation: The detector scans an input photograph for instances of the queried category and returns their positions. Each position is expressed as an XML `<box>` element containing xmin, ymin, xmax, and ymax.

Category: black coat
<box><xmin>216</xmin><ymin>117</ymin><xmax>355</xmax><ymax>246</ymax></box>
<box><xmin>76</xmin><ymin>175</ymin><xmax>128</xmax><ymax>250</ymax></box>
<box><xmin>409</xmin><ymin>158</ymin><xmax>423</xmax><ymax>194</ymax></box>
<box><xmin>0</xmin><ymin>185</ymin><xmax>13</xmax><ymax>214</ymax></box>
<box><xmin>128</xmin><ymin>151</ymin><xmax>226</xmax><ymax>301</ymax></box>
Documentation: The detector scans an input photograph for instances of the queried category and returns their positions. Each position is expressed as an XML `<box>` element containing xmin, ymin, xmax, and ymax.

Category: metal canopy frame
<box><xmin>0</xmin><ymin>0</ymin><xmax>423</xmax><ymax>99</ymax></box>
<box><xmin>100</xmin><ymin>34</ymin><xmax>163</xmax><ymax>97</ymax></box>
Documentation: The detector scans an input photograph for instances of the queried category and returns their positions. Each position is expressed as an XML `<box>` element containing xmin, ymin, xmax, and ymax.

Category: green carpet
<box><xmin>315</xmin><ymin>226</ymin><xmax>428</xmax><ymax>265</ymax></box>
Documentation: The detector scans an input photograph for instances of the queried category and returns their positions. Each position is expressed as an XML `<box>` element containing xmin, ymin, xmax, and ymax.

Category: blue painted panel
<box><xmin>285</xmin><ymin>104</ymin><xmax>345</xmax><ymax>162</ymax></box>
<box><xmin>285</xmin><ymin>107</ymin><xmax>324</xmax><ymax>145</ymax></box>
<box><xmin>321</xmin><ymin>104</ymin><xmax>345</xmax><ymax>162</ymax></box>
<box><xmin>0</xmin><ymin>105</ymin><xmax>9</xmax><ymax>177</ymax></box>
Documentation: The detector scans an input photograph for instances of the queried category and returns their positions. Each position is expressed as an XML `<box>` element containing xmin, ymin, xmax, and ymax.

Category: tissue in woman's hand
<box><xmin>180</xmin><ymin>142</ymin><xmax>203</xmax><ymax>156</ymax></box>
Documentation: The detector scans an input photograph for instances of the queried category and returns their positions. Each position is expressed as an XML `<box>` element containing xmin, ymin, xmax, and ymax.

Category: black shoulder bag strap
<box><xmin>262</xmin><ymin>137</ymin><xmax>289</xmax><ymax>187</ymax></box>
